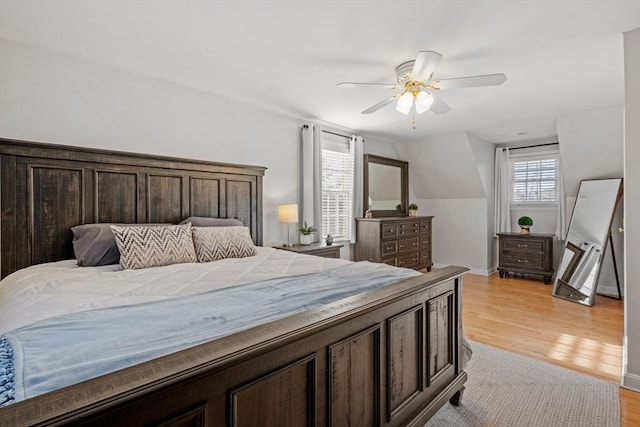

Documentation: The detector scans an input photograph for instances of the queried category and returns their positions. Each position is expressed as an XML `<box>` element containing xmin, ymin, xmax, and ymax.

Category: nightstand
<box><xmin>273</xmin><ymin>242</ymin><xmax>343</xmax><ymax>259</ymax></box>
<box><xmin>497</xmin><ymin>232</ymin><xmax>554</xmax><ymax>283</ymax></box>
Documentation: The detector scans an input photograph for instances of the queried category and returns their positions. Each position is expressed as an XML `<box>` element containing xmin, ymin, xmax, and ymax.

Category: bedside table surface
<box><xmin>273</xmin><ymin>242</ymin><xmax>343</xmax><ymax>258</ymax></box>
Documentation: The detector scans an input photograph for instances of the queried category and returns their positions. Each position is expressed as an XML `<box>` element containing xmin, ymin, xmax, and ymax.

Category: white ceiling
<box><xmin>1</xmin><ymin>0</ymin><xmax>639</xmax><ymax>143</ymax></box>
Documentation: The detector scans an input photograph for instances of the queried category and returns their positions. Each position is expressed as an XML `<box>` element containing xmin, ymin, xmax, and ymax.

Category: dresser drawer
<box><xmin>382</xmin><ymin>257</ymin><xmax>397</xmax><ymax>267</ymax></box>
<box><xmin>381</xmin><ymin>223</ymin><xmax>398</xmax><ymax>238</ymax></box>
<box><xmin>398</xmin><ymin>237</ymin><xmax>419</xmax><ymax>253</ymax></box>
<box><xmin>398</xmin><ymin>221</ymin><xmax>419</xmax><ymax>237</ymax></box>
<box><xmin>502</xmin><ymin>239</ymin><xmax>544</xmax><ymax>254</ymax></box>
<box><xmin>397</xmin><ymin>252</ymin><xmax>419</xmax><ymax>268</ymax></box>
<box><xmin>420</xmin><ymin>250</ymin><xmax>431</xmax><ymax>265</ymax></box>
<box><xmin>419</xmin><ymin>234</ymin><xmax>431</xmax><ymax>248</ymax></box>
<box><xmin>381</xmin><ymin>241</ymin><xmax>398</xmax><ymax>256</ymax></box>
<box><xmin>502</xmin><ymin>254</ymin><xmax>545</xmax><ymax>270</ymax></box>
<box><xmin>420</xmin><ymin>219</ymin><xmax>431</xmax><ymax>235</ymax></box>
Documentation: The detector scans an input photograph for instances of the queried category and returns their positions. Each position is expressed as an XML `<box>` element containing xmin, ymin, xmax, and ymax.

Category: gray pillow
<box><xmin>179</xmin><ymin>216</ymin><xmax>244</xmax><ymax>227</ymax></box>
<box><xmin>71</xmin><ymin>223</ymin><xmax>168</xmax><ymax>267</ymax></box>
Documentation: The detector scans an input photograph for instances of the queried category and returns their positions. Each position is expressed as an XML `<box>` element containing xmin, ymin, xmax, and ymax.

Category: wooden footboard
<box><xmin>0</xmin><ymin>266</ymin><xmax>467</xmax><ymax>426</ymax></box>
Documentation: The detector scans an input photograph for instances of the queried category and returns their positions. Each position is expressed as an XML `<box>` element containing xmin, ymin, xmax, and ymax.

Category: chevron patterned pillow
<box><xmin>192</xmin><ymin>226</ymin><xmax>257</xmax><ymax>263</ymax></box>
<box><xmin>111</xmin><ymin>223</ymin><xmax>197</xmax><ymax>270</ymax></box>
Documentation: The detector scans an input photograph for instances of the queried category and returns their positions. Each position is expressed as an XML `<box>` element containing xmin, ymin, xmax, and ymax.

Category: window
<box><xmin>510</xmin><ymin>154</ymin><xmax>559</xmax><ymax>204</ymax></box>
<box><xmin>321</xmin><ymin>132</ymin><xmax>354</xmax><ymax>241</ymax></box>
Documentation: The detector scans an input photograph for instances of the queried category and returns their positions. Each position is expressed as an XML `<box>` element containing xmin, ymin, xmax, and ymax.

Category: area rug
<box><xmin>426</xmin><ymin>341</ymin><xmax>620</xmax><ymax>427</ymax></box>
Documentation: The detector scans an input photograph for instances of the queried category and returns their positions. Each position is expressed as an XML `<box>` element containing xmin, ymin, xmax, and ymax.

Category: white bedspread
<box><xmin>0</xmin><ymin>247</ymin><xmax>350</xmax><ymax>334</ymax></box>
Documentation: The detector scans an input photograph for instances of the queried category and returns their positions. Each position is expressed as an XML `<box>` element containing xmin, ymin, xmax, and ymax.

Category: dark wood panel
<box><xmin>230</xmin><ymin>355</ymin><xmax>316</xmax><ymax>427</ymax></box>
<box><xmin>189</xmin><ymin>176</ymin><xmax>222</xmax><ymax>218</ymax></box>
<box><xmin>386</xmin><ymin>305</ymin><xmax>424</xmax><ymax>420</ymax></box>
<box><xmin>157</xmin><ymin>403</ymin><xmax>207</xmax><ymax>427</ymax></box>
<box><xmin>95</xmin><ymin>170</ymin><xmax>139</xmax><ymax>223</ymax></box>
<box><xmin>329</xmin><ymin>325</ymin><xmax>380</xmax><ymax>427</ymax></box>
<box><xmin>427</xmin><ymin>291</ymin><xmax>454</xmax><ymax>384</ymax></box>
<box><xmin>1</xmin><ymin>155</ymin><xmax>17</xmax><ymax>277</ymax></box>
<box><xmin>30</xmin><ymin>166</ymin><xmax>84</xmax><ymax>265</ymax></box>
<box><xmin>147</xmin><ymin>174</ymin><xmax>184</xmax><ymax>223</ymax></box>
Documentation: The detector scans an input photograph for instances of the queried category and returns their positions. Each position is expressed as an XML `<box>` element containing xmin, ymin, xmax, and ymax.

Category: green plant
<box><xmin>517</xmin><ymin>216</ymin><xmax>533</xmax><ymax>227</ymax></box>
<box><xmin>408</xmin><ymin>203</ymin><xmax>419</xmax><ymax>211</ymax></box>
<box><xmin>298</xmin><ymin>221</ymin><xmax>317</xmax><ymax>235</ymax></box>
<box><xmin>395</xmin><ymin>204</ymin><xmax>402</xmax><ymax>210</ymax></box>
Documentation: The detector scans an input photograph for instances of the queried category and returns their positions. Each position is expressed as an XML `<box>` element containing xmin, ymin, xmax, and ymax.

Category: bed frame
<box><xmin>0</xmin><ymin>138</ymin><xmax>467</xmax><ymax>426</ymax></box>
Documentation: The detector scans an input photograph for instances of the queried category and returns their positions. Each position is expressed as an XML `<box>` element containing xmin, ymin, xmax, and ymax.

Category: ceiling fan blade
<box><xmin>434</xmin><ymin>73</ymin><xmax>507</xmax><ymax>90</ymax></box>
<box><xmin>429</xmin><ymin>93</ymin><xmax>452</xmax><ymax>115</ymax></box>
<box><xmin>411</xmin><ymin>51</ymin><xmax>443</xmax><ymax>80</ymax></box>
<box><xmin>337</xmin><ymin>82</ymin><xmax>398</xmax><ymax>89</ymax></box>
<box><xmin>361</xmin><ymin>96</ymin><xmax>396</xmax><ymax>114</ymax></box>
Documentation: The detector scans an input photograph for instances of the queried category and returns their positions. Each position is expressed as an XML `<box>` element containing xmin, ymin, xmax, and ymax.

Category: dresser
<box><xmin>355</xmin><ymin>216</ymin><xmax>433</xmax><ymax>271</ymax></box>
<box><xmin>274</xmin><ymin>242</ymin><xmax>343</xmax><ymax>258</ymax></box>
<box><xmin>497</xmin><ymin>232</ymin><xmax>554</xmax><ymax>283</ymax></box>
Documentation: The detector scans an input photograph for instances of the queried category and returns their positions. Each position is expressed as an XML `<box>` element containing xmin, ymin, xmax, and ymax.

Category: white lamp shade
<box><xmin>415</xmin><ymin>91</ymin><xmax>434</xmax><ymax>114</ymax></box>
<box><xmin>395</xmin><ymin>92</ymin><xmax>414</xmax><ymax>115</ymax></box>
<box><xmin>278</xmin><ymin>204</ymin><xmax>299</xmax><ymax>223</ymax></box>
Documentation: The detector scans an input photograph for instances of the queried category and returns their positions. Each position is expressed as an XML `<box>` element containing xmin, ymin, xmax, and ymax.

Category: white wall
<box><xmin>415</xmin><ymin>198</ymin><xmax>490</xmax><ymax>275</ymax></box>
<box><xmin>623</xmin><ymin>26</ymin><xmax>640</xmax><ymax>392</ymax></box>
<box><xmin>557</xmin><ymin>105</ymin><xmax>624</xmax><ymax>196</ymax></box>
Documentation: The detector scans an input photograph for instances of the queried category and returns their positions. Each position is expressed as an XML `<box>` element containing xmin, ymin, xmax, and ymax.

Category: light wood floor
<box><xmin>462</xmin><ymin>272</ymin><xmax>640</xmax><ymax>426</ymax></box>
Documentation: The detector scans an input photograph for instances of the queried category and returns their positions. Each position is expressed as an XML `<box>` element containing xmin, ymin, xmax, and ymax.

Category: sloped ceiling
<box><xmin>1</xmin><ymin>1</ymin><xmax>639</xmax><ymax>143</ymax></box>
<box><xmin>395</xmin><ymin>132</ymin><xmax>487</xmax><ymax>199</ymax></box>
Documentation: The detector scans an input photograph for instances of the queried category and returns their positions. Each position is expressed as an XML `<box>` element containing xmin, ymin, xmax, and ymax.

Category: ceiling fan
<box><xmin>337</xmin><ymin>51</ymin><xmax>507</xmax><ymax>128</ymax></box>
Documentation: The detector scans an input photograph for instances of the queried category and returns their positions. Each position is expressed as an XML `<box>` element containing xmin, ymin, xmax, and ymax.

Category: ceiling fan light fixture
<box><xmin>415</xmin><ymin>91</ymin><xmax>434</xmax><ymax>114</ymax></box>
<box><xmin>395</xmin><ymin>92</ymin><xmax>413</xmax><ymax>115</ymax></box>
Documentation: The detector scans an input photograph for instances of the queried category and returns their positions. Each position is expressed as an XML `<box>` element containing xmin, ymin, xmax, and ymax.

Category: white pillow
<box><xmin>111</xmin><ymin>223</ymin><xmax>197</xmax><ymax>270</ymax></box>
<box><xmin>192</xmin><ymin>226</ymin><xmax>257</xmax><ymax>263</ymax></box>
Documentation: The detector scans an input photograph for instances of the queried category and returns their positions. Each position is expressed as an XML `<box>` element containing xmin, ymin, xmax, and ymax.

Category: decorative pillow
<box><xmin>192</xmin><ymin>226</ymin><xmax>257</xmax><ymax>263</ymax></box>
<box><xmin>179</xmin><ymin>216</ymin><xmax>244</xmax><ymax>227</ymax></box>
<box><xmin>111</xmin><ymin>223</ymin><xmax>197</xmax><ymax>270</ymax></box>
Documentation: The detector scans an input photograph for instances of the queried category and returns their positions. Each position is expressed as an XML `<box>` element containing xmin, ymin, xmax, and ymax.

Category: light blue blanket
<box><xmin>0</xmin><ymin>261</ymin><xmax>419</xmax><ymax>406</ymax></box>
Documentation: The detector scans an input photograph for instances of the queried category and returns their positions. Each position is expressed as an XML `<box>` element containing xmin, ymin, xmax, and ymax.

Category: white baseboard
<box><xmin>622</xmin><ymin>336</ymin><xmax>640</xmax><ymax>391</ymax></box>
<box><xmin>432</xmin><ymin>263</ymin><xmax>495</xmax><ymax>276</ymax></box>
<box><xmin>623</xmin><ymin>372</ymin><xmax>640</xmax><ymax>392</ymax></box>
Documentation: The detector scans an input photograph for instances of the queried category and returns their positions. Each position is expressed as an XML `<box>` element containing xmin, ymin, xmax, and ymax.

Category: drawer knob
<box><xmin>517</xmin><ymin>244</ymin><xmax>528</xmax><ymax>248</ymax></box>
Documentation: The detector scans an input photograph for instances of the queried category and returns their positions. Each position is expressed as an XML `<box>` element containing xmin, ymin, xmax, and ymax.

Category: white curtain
<box><xmin>300</xmin><ymin>124</ymin><xmax>323</xmax><ymax>242</ymax></box>
<box><xmin>555</xmin><ymin>157</ymin><xmax>567</xmax><ymax>240</ymax></box>
<box><xmin>350</xmin><ymin>135</ymin><xmax>364</xmax><ymax>244</ymax></box>
<box><xmin>494</xmin><ymin>147</ymin><xmax>511</xmax><ymax>234</ymax></box>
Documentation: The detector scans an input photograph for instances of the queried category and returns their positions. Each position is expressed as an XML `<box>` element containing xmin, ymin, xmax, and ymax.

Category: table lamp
<box><xmin>278</xmin><ymin>204</ymin><xmax>298</xmax><ymax>247</ymax></box>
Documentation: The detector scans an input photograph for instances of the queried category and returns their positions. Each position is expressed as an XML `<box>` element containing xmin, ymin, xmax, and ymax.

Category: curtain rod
<box><xmin>503</xmin><ymin>142</ymin><xmax>559</xmax><ymax>151</ymax></box>
<box><xmin>301</xmin><ymin>125</ymin><xmax>351</xmax><ymax>139</ymax></box>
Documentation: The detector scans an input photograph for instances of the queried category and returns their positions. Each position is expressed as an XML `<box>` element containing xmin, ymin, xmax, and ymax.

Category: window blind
<box><xmin>321</xmin><ymin>134</ymin><xmax>354</xmax><ymax>241</ymax></box>
<box><xmin>510</xmin><ymin>156</ymin><xmax>558</xmax><ymax>204</ymax></box>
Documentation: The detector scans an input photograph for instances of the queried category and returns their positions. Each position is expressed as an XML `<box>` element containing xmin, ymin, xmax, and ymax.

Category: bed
<box><xmin>0</xmin><ymin>138</ymin><xmax>468</xmax><ymax>426</ymax></box>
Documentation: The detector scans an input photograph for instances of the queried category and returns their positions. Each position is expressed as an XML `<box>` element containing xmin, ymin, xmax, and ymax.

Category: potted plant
<box><xmin>298</xmin><ymin>221</ymin><xmax>317</xmax><ymax>245</ymax></box>
<box><xmin>518</xmin><ymin>216</ymin><xmax>533</xmax><ymax>234</ymax></box>
<box><xmin>395</xmin><ymin>204</ymin><xmax>402</xmax><ymax>211</ymax></box>
<box><xmin>408</xmin><ymin>203</ymin><xmax>419</xmax><ymax>217</ymax></box>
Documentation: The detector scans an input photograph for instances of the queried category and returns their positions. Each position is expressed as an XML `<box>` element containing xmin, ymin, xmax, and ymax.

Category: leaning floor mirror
<box><xmin>552</xmin><ymin>178</ymin><xmax>623</xmax><ymax>306</ymax></box>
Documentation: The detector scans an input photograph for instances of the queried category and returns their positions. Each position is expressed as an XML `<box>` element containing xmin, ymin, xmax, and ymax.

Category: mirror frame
<box><xmin>552</xmin><ymin>178</ymin><xmax>623</xmax><ymax>306</ymax></box>
<box><xmin>363</xmin><ymin>154</ymin><xmax>409</xmax><ymax>217</ymax></box>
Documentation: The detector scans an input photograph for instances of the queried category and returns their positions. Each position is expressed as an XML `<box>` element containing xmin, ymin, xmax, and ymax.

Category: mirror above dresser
<box><xmin>363</xmin><ymin>154</ymin><xmax>408</xmax><ymax>217</ymax></box>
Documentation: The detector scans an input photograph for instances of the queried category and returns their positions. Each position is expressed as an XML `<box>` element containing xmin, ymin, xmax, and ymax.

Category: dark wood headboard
<box><xmin>0</xmin><ymin>138</ymin><xmax>265</xmax><ymax>278</ymax></box>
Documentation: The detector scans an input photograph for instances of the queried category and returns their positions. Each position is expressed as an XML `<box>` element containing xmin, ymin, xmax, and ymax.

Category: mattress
<box><xmin>0</xmin><ymin>247</ymin><xmax>351</xmax><ymax>334</ymax></box>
